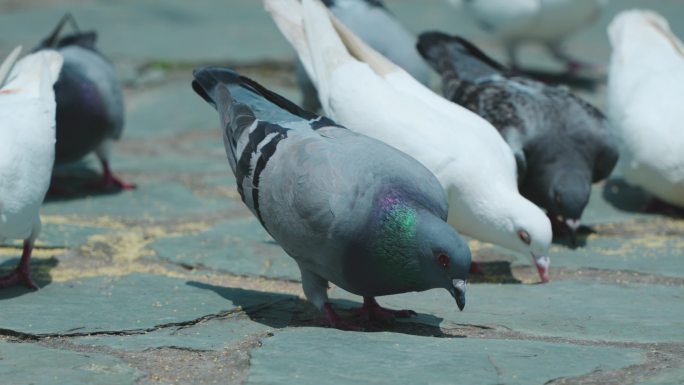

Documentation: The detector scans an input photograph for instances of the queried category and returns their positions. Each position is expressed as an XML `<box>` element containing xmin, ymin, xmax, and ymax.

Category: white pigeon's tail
<box><xmin>265</xmin><ymin>0</ymin><xmax>357</xmax><ymax>110</ymax></box>
<box><xmin>2</xmin><ymin>50</ymin><xmax>63</xmax><ymax>101</ymax></box>
<box><xmin>330</xmin><ymin>15</ymin><xmax>401</xmax><ymax>77</ymax></box>
<box><xmin>0</xmin><ymin>46</ymin><xmax>22</xmax><ymax>88</ymax></box>
<box><xmin>608</xmin><ymin>10</ymin><xmax>684</xmax><ymax>114</ymax></box>
<box><xmin>608</xmin><ymin>10</ymin><xmax>684</xmax><ymax>74</ymax></box>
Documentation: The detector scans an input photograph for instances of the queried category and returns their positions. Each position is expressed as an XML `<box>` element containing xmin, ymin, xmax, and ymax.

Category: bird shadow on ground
<box><xmin>602</xmin><ymin>178</ymin><xmax>684</xmax><ymax>217</ymax></box>
<box><xmin>551</xmin><ymin>225</ymin><xmax>595</xmax><ymax>249</ymax></box>
<box><xmin>45</xmin><ymin>163</ymin><xmax>126</xmax><ymax>202</ymax></box>
<box><xmin>601</xmin><ymin>178</ymin><xmax>650</xmax><ymax>213</ymax></box>
<box><xmin>468</xmin><ymin>258</ymin><xmax>521</xmax><ymax>284</ymax></box>
<box><xmin>515</xmin><ymin>68</ymin><xmax>603</xmax><ymax>91</ymax></box>
<box><xmin>0</xmin><ymin>256</ymin><xmax>57</xmax><ymax>300</ymax></box>
<box><xmin>186</xmin><ymin>281</ymin><xmax>463</xmax><ymax>338</ymax></box>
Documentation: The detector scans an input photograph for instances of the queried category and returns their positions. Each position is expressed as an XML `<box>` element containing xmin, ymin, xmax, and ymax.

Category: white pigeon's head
<box><xmin>457</xmin><ymin>190</ymin><xmax>552</xmax><ymax>283</ymax></box>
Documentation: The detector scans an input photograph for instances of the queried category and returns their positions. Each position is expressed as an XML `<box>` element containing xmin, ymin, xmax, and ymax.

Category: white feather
<box><xmin>462</xmin><ymin>0</ymin><xmax>603</xmax><ymax>44</ymax></box>
<box><xmin>0</xmin><ymin>46</ymin><xmax>22</xmax><ymax>88</ymax></box>
<box><xmin>0</xmin><ymin>50</ymin><xmax>63</xmax><ymax>242</ymax></box>
<box><xmin>607</xmin><ymin>9</ymin><xmax>684</xmax><ymax>207</ymax></box>
<box><xmin>265</xmin><ymin>0</ymin><xmax>552</xmax><ymax>259</ymax></box>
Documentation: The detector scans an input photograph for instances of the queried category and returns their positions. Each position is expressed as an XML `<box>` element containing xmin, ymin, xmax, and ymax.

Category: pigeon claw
<box><xmin>350</xmin><ymin>297</ymin><xmax>416</xmax><ymax>323</ymax></box>
<box><xmin>0</xmin><ymin>241</ymin><xmax>38</xmax><ymax>290</ymax></box>
<box><xmin>89</xmin><ymin>159</ymin><xmax>136</xmax><ymax>191</ymax></box>
<box><xmin>323</xmin><ymin>303</ymin><xmax>364</xmax><ymax>331</ymax></box>
<box><xmin>0</xmin><ymin>268</ymin><xmax>38</xmax><ymax>290</ymax></box>
<box><xmin>88</xmin><ymin>171</ymin><xmax>136</xmax><ymax>191</ymax></box>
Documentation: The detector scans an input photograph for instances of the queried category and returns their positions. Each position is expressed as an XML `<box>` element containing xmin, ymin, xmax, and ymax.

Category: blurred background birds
<box><xmin>450</xmin><ymin>0</ymin><xmax>607</xmax><ymax>74</ymax></box>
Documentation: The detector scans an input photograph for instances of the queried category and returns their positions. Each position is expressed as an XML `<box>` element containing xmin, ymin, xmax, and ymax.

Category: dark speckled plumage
<box><xmin>417</xmin><ymin>32</ymin><xmax>618</xmax><ymax>226</ymax></box>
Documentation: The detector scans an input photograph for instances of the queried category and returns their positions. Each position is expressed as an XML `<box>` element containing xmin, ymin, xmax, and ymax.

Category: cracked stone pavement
<box><xmin>1</xmin><ymin>1</ymin><xmax>683</xmax><ymax>384</ymax></box>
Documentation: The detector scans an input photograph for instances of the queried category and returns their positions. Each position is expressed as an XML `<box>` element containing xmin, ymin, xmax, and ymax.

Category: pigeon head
<box><xmin>368</xmin><ymin>194</ymin><xmax>471</xmax><ymax>310</ymax></box>
<box><xmin>414</xmin><ymin>209</ymin><xmax>471</xmax><ymax>311</ymax></box>
<box><xmin>547</xmin><ymin>169</ymin><xmax>591</xmax><ymax>222</ymax></box>
<box><xmin>482</xmin><ymin>194</ymin><xmax>552</xmax><ymax>282</ymax></box>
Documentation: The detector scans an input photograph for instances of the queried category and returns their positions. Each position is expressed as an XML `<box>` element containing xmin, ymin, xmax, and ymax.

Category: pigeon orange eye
<box><xmin>437</xmin><ymin>254</ymin><xmax>450</xmax><ymax>267</ymax></box>
<box><xmin>518</xmin><ymin>230</ymin><xmax>531</xmax><ymax>245</ymax></box>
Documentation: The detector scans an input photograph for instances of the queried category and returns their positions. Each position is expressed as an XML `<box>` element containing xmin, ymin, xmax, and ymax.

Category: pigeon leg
<box><xmin>97</xmin><ymin>158</ymin><xmax>136</xmax><ymax>190</ymax></box>
<box><xmin>89</xmin><ymin>140</ymin><xmax>136</xmax><ymax>191</ymax></box>
<box><xmin>323</xmin><ymin>303</ymin><xmax>364</xmax><ymax>331</ymax></box>
<box><xmin>0</xmin><ymin>240</ymin><xmax>38</xmax><ymax>289</ymax></box>
<box><xmin>469</xmin><ymin>262</ymin><xmax>483</xmax><ymax>274</ymax></box>
<box><xmin>548</xmin><ymin>43</ymin><xmax>604</xmax><ymax>75</ymax></box>
<box><xmin>351</xmin><ymin>297</ymin><xmax>416</xmax><ymax>323</ymax></box>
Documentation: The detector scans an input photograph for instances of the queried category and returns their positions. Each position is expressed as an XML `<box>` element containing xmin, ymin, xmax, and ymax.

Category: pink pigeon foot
<box><xmin>350</xmin><ymin>297</ymin><xmax>417</xmax><ymax>323</ymax></box>
<box><xmin>323</xmin><ymin>303</ymin><xmax>364</xmax><ymax>331</ymax></box>
<box><xmin>469</xmin><ymin>262</ymin><xmax>483</xmax><ymax>274</ymax></box>
<box><xmin>0</xmin><ymin>241</ymin><xmax>38</xmax><ymax>290</ymax></box>
<box><xmin>88</xmin><ymin>159</ymin><xmax>136</xmax><ymax>191</ymax></box>
<box><xmin>645</xmin><ymin>198</ymin><xmax>684</xmax><ymax>217</ymax></box>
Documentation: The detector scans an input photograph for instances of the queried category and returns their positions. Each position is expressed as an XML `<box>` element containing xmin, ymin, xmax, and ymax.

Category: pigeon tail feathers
<box><xmin>37</xmin><ymin>13</ymin><xmax>97</xmax><ymax>51</ymax></box>
<box><xmin>328</xmin><ymin>11</ymin><xmax>400</xmax><ymax>77</ymax></box>
<box><xmin>0</xmin><ymin>46</ymin><xmax>22</xmax><ymax>88</ymax></box>
<box><xmin>417</xmin><ymin>32</ymin><xmax>506</xmax><ymax>79</ymax></box>
<box><xmin>3</xmin><ymin>50</ymin><xmax>63</xmax><ymax>101</ymax></box>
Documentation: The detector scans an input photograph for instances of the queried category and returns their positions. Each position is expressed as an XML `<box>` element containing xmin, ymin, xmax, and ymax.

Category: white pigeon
<box><xmin>607</xmin><ymin>10</ymin><xmax>684</xmax><ymax>209</ymax></box>
<box><xmin>0</xmin><ymin>48</ymin><xmax>63</xmax><ymax>289</ymax></box>
<box><xmin>458</xmin><ymin>0</ymin><xmax>606</xmax><ymax>72</ymax></box>
<box><xmin>264</xmin><ymin>0</ymin><xmax>553</xmax><ymax>282</ymax></box>
<box><xmin>296</xmin><ymin>0</ymin><xmax>431</xmax><ymax>110</ymax></box>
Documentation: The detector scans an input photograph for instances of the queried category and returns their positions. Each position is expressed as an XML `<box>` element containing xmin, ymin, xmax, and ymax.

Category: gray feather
<box><xmin>35</xmin><ymin>14</ymin><xmax>124</xmax><ymax>164</ymax></box>
<box><xmin>418</xmin><ymin>32</ymin><xmax>618</xmax><ymax>220</ymax></box>
<box><xmin>192</xmin><ymin>67</ymin><xmax>470</xmax><ymax>310</ymax></box>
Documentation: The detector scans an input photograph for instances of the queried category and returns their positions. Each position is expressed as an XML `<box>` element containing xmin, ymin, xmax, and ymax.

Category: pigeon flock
<box><xmin>1</xmin><ymin>0</ymin><xmax>683</xmax><ymax>330</ymax></box>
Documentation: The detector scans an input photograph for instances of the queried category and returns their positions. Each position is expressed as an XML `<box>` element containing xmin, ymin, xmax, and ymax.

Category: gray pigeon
<box><xmin>297</xmin><ymin>0</ymin><xmax>431</xmax><ymax>111</ymax></box>
<box><xmin>417</xmin><ymin>32</ymin><xmax>618</xmax><ymax>241</ymax></box>
<box><xmin>35</xmin><ymin>14</ymin><xmax>134</xmax><ymax>191</ymax></box>
<box><xmin>192</xmin><ymin>67</ymin><xmax>470</xmax><ymax>330</ymax></box>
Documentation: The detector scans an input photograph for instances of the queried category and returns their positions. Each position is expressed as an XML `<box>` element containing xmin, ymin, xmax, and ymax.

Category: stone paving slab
<box><xmin>246</xmin><ymin>328</ymin><xmax>644</xmax><ymax>385</ymax></box>
<box><xmin>1</xmin><ymin>1</ymin><xmax>684</xmax><ymax>384</ymax></box>
<box><xmin>330</xmin><ymin>281</ymin><xmax>684</xmax><ymax>343</ymax></box>
<box><xmin>0</xmin><ymin>341</ymin><xmax>141</xmax><ymax>385</ymax></box>
<box><xmin>0</xmin><ymin>274</ymin><xmax>288</xmax><ymax>334</ymax></box>
<box><xmin>151</xmin><ymin>217</ymin><xmax>300</xmax><ymax>281</ymax></box>
<box><xmin>42</xmin><ymin>181</ymin><xmax>230</xmax><ymax>222</ymax></box>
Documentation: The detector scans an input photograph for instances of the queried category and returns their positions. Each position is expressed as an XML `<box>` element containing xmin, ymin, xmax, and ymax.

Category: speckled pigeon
<box><xmin>417</xmin><ymin>32</ymin><xmax>618</xmax><ymax>241</ymax></box>
<box><xmin>35</xmin><ymin>14</ymin><xmax>134</xmax><ymax>191</ymax></box>
<box><xmin>0</xmin><ymin>48</ymin><xmax>63</xmax><ymax>289</ymax></box>
<box><xmin>192</xmin><ymin>67</ymin><xmax>471</xmax><ymax>330</ymax></box>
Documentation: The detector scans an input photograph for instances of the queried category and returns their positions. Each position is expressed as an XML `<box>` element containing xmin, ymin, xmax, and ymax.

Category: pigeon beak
<box><xmin>564</xmin><ymin>218</ymin><xmax>581</xmax><ymax>247</ymax></box>
<box><xmin>451</xmin><ymin>279</ymin><xmax>467</xmax><ymax>311</ymax></box>
<box><xmin>531</xmin><ymin>254</ymin><xmax>551</xmax><ymax>283</ymax></box>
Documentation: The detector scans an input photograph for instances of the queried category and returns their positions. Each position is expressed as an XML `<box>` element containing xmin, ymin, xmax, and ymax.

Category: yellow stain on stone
<box><xmin>0</xmin><ymin>247</ymin><xmax>66</xmax><ymax>258</ymax></box>
<box><xmin>51</xmin><ymin>220</ymin><xmax>213</xmax><ymax>281</ymax></box>
<box><xmin>50</xmin><ymin>261</ymin><xmax>185</xmax><ymax>282</ymax></box>
<box><xmin>41</xmin><ymin>214</ymin><xmax>128</xmax><ymax>230</ymax></box>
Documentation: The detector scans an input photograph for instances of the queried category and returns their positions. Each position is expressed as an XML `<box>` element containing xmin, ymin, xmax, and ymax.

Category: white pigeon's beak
<box><xmin>451</xmin><ymin>279</ymin><xmax>467</xmax><ymax>311</ymax></box>
<box><xmin>531</xmin><ymin>254</ymin><xmax>551</xmax><ymax>283</ymax></box>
